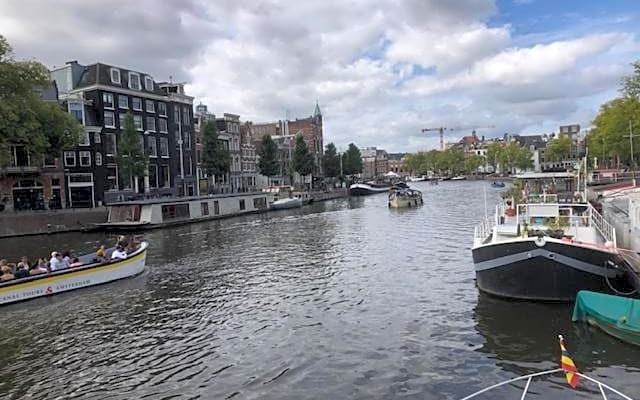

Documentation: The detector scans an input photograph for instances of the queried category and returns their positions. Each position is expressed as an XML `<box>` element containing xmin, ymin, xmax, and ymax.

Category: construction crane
<box><xmin>421</xmin><ymin>125</ymin><xmax>495</xmax><ymax>151</ymax></box>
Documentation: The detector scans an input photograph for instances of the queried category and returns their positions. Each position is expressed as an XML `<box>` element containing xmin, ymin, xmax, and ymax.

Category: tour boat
<box><xmin>271</xmin><ymin>197</ymin><xmax>303</xmax><ymax>210</ymax></box>
<box><xmin>388</xmin><ymin>188</ymin><xmax>423</xmax><ymax>208</ymax></box>
<box><xmin>0</xmin><ymin>242</ymin><xmax>148</xmax><ymax>306</ymax></box>
<box><xmin>472</xmin><ymin>171</ymin><xmax>628</xmax><ymax>301</ymax></box>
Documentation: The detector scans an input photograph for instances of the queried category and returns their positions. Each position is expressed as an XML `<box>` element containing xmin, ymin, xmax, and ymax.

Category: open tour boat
<box><xmin>0</xmin><ymin>242</ymin><xmax>148</xmax><ymax>306</ymax></box>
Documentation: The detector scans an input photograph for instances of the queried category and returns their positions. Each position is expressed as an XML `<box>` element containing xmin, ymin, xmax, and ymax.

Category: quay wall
<box><xmin>312</xmin><ymin>189</ymin><xmax>348</xmax><ymax>201</ymax></box>
<box><xmin>0</xmin><ymin>209</ymin><xmax>109</xmax><ymax>238</ymax></box>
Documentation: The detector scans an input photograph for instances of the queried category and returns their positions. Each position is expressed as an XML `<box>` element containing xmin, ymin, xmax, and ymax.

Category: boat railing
<box><xmin>590</xmin><ymin>204</ymin><xmax>617</xmax><ymax>246</ymax></box>
<box><xmin>474</xmin><ymin>218</ymin><xmax>493</xmax><ymax>242</ymax></box>
<box><xmin>460</xmin><ymin>368</ymin><xmax>632</xmax><ymax>400</ymax></box>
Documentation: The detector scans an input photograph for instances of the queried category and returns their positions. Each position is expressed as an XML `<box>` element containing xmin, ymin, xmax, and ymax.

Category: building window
<box><xmin>239</xmin><ymin>199</ymin><xmax>245</xmax><ymax>210</ymax></box>
<box><xmin>79</xmin><ymin>131</ymin><xmax>90</xmax><ymax>146</ymax></box>
<box><xmin>148</xmin><ymin>137</ymin><xmax>157</xmax><ymax>157</ymax></box>
<box><xmin>158</xmin><ymin>119</ymin><xmax>168</xmax><ymax>133</ymax></box>
<box><xmin>95</xmin><ymin>152</ymin><xmax>103</xmax><ymax>166</ymax></box>
<box><xmin>132</xmin><ymin>97</ymin><xmax>142</xmax><ymax>111</ymax></box>
<box><xmin>188</xmin><ymin>156</ymin><xmax>193</xmax><ymax>175</ymax></box>
<box><xmin>159</xmin><ymin>138</ymin><xmax>169</xmax><ymax>157</ymax></box>
<box><xmin>146</xmin><ymin>116</ymin><xmax>156</xmax><ymax>132</ymax></box>
<box><xmin>158</xmin><ymin>102</ymin><xmax>167</xmax><ymax>116</ymax></box>
<box><xmin>118</xmin><ymin>95</ymin><xmax>128</xmax><ymax>109</ymax></box>
<box><xmin>119</xmin><ymin>113</ymin><xmax>128</xmax><ymax>129</ymax></box>
<box><xmin>79</xmin><ymin>151</ymin><xmax>91</xmax><ymax>167</ymax></box>
<box><xmin>174</xmin><ymin>107</ymin><xmax>180</xmax><ymax>123</ymax></box>
<box><xmin>64</xmin><ymin>151</ymin><xmax>76</xmax><ymax>167</ymax></box>
<box><xmin>201</xmin><ymin>202</ymin><xmax>209</xmax><ymax>216</ymax></box>
<box><xmin>145</xmin><ymin>100</ymin><xmax>155</xmax><ymax>113</ymax></box>
<box><xmin>103</xmin><ymin>92</ymin><xmax>114</xmax><ymax>109</ymax></box>
<box><xmin>68</xmin><ymin>101</ymin><xmax>84</xmax><ymax>124</ymax></box>
<box><xmin>161</xmin><ymin>165</ymin><xmax>170</xmax><ymax>187</ymax></box>
<box><xmin>106</xmin><ymin>166</ymin><xmax>118</xmax><ymax>190</ymax></box>
<box><xmin>139</xmin><ymin>135</ymin><xmax>145</xmax><ymax>153</ymax></box>
<box><xmin>183</xmin><ymin>107</ymin><xmax>190</xmax><ymax>124</ymax></box>
<box><xmin>161</xmin><ymin>204</ymin><xmax>190</xmax><ymax>220</ymax></box>
<box><xmin>104</xmin><ymin>111</ymin><xmax>115</xmax><ymax>128</ymax></box>
<box><xmin>214</xmin><ymin>200</ymin><xmax>219</xmax><ymax>215</ymax></box>
<box><xmin>110</xmin><ymin>68</ymin><xmax>121</xmax><ymax>84</ymax></box>
<box><xmin>148</xmin><ymin>164</ymin><xmax>158</xmax><ymax>188</ymax></box>
<box><xmin>105</xmin><ymin>133</ymin><xmax>116</xmax><ymax>156</ymax></box>
<box><xmin>94</xmin><ymin>132</ymin><xmax>101</xmax><ymax>143</ymax></box>
<box><xmin>145</xmin><ymin>76</ymin><xmax>154</xmax><ymax>91</ymax></box>
<box><xmin>128</xmin><ymin>72</ymin><xmax>141</xmax><ymax>90</ymax></box>
<box><xmin>184</xmin><ymin>131</ymin><xmax>191</xmax><ymax>149</ymax></box>
<box><xmin>133</xmin><ymin>115</ymin><xmax>143</xmax><ymax>131</ymax></box>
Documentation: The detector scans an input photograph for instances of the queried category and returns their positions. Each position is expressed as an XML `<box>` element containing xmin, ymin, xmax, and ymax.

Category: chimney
<box><xmin>65</xmin><ymin>60</ymin><xmax>78</xmax><ymax>65</ymax></box>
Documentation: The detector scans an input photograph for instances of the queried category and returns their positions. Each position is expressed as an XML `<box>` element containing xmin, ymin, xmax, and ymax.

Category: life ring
<box><xmin>535</xmin><ymin>236</ymin><xmax>546</xmax><ymax>247</ymax></box>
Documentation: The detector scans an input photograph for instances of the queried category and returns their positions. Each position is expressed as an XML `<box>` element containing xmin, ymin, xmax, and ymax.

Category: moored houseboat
<box><xmin>92</xmin><ymin>192</ymin><xmax>270</xmax><ymax>231</ymax></box>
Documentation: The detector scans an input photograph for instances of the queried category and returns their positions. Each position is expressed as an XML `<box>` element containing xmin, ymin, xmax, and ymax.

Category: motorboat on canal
<box><xmin>271</xmin><ymin>197</ymin><xmax>303</xmax><ymax>210</ymax></box>
<box><xmin>0</xmin><ymin>241</ymin><xmax>148</xmax><ymax>306</ymax></box>
<box><xmin>572</xmin><ymin>290</ymin><xmax>640</xmax><ymax>346</ymax></box>
<box><xmin>349</xmin><ymin>182</ymin><xmax>392</xmax><ymax>196</ymax></box>
<box><xmin>491</xmin><ymin>181</ymin><xmax>506</xmax><ymax>188</ymax></box>
<box><xmin>472</xmin><ymin>171</ymin><xmax>628</xmax><ymax>301</ymax></box>
<box><xmin>388</xmin><ymin>187</ymin><xmax>423</xmax><ymax>208</ymax></box>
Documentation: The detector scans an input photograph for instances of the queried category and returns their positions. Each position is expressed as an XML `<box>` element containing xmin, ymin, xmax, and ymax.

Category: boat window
<box><xmin>201</xmin><ymin>202</ymin><xmax>209</xmax><ymax>216</ymax></box>
<box><xmin>214</xmin><ymin>201</ymin><xmax>219</xmax><ymax>215</ymax></box>
<box><xmin>253</xmin><ymin>197</ymin><xmax>267</xmax><ymax>210</ymax></box>
<box><xmin>239</xmin><ymin>199</ymin><xmax>246</xmax><ymax>211</ymax></box>
<box><xmin>161</xmin><ymin>204</ymin><xmax>190</xmax><ymax>220</ymax></box>
<box><xmin>109</xmin><ymin>205</ymin><xmax>141</xmax><ymax>222</ymax></box>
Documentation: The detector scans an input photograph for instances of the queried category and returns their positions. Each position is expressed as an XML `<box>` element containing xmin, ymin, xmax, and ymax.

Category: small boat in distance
<box><xmin>572</xmin><ymin>290</ymin><xmax>640</xmax><ymax>346</ymax></box>
<box><xmin>407</xmin><ymin>175</ymin><xmax>427</xmax><ymax>182</ymax></box>
<box><xmin>271</xmin><ymin>197</ymin><xmax>303</xmax><ymax>210</ymax></box>
<box><xmin>388</xmin><ymin>188</ymin><xmax>423</xmax><ymax>208</ymax></box>
<box><xmin>451</xmin><ymin>175</ymin><xmax>467</xmax><ymax>181</ymax></box>
<box><xmin>491</xmin><ymin>181</ymin><xmax>506</xmax><ymax>188</ymax></box>
<box><xmin>0</xmin><ymin>242</ymin><xmax>149</xmax><ymax>306</ymax></box>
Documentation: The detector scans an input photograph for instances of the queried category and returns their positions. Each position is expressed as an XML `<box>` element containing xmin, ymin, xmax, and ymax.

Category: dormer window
<box><xmin>128</xmin><ymin>72</ymin><xmax>141</xmax><ymax>90</ymax></box>
<box><xmin>144</xmin><ymin>76</ymin><xmax>154</xmax><ymax>91</ymax></box>
<box><xmin>110</xmin><ymin>68</ymin><xmax>121</xmax><ymax>84</ymax></box>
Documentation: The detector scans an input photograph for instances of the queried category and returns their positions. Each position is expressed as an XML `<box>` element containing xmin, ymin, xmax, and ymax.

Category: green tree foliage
<box><xmin>545</xmin><ymin>134</ymin><xmax>573</xmax><ymax>162</ymax></box>
<box><xmin>341</xmin><ymin>142</ymin><xmax>363</xmax><ymax>176</ymax></box>
<box><xmin>322</xmin><ymin>142</ymin><xmax>340</xmax><ymax>177</ymax></box>
<box><xmin>500</xmin><ymin>141</ymin><xmax>533</xmax><ymax>173</ymax></box>
<box><xmin>201</xmin><ymin>121</ymin><xmax>231</xmax><ymax>179</ymax></box>
<box><xmin>0</xmin><ymin>34</ymin><xmax>81</xmax><ymax>167</ymax></box>
<box><xmin>292</xmin><ymin>134</ymin><xmax>314</xmax><ymax>176</ymax></box>
<box><xmin>116</xmin><ymin>113</ymin><xmax>147</xmax><ymax>188</ymax></box>
<box><xmin>485</xmin><ymin>142</ymin><xmax>503</xmax><ymax>169</ymax></box>
<box><xmin>587</xmin><ymin>96</ymin><xmax>640</xmax><ymax>166</ymax></box>
<box><xmin>257</xmin><ymin>134</ymin><xmax>279</xmax><ymax>178</ymax></box>
<box><xmin>621</xmin><ymin>60</ymin><xmax>640</xmax><ymax>99</ymax></box>
<box><xmin>464</xmin><ymin>155</ymin><xmax>485</xmax><ymax>175</ymax></box>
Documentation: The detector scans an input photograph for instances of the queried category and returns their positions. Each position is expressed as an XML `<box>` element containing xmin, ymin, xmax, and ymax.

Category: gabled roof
<box><xmin>75</xmin><ymin>62</ymin><xmax>164</xmax><ymax>95</ymax></box>
<box><xmin>512</xmin><ymin>134</ymin><xmax>547</xmax><ymax>150</ymax></box>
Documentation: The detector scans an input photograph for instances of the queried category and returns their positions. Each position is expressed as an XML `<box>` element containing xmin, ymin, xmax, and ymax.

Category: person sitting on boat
<box><xmin>14</xmin><ymin>257</ymin><xmax>30</xmax><ymax>279</ymax></box>
<box><xmin>0</xmin><ymin>265</ymin><xmax>14</xmax><ymax>282</ymax></box>
<box><xmin>126</xmin><ymin>236</ymin><xmax>142</xmax><ymax>253</ymax></box>
<box><xmin>69</xmin><ymin>257</ymin><xmax>82</xmax><ymax>267</ymax></box>
<box><xmin>116</xmin><ymin>235</ymin><xmax>129</xmax><ymax>248</ymax></box>
<box><xmin>29</xmin><ymin>260</ymin><xmax>47</xmax><ymax>275</ymax></box>
<box><xmin>110</xmin><ymin>246</ymin><xmax>127</xmax><ymax>260</ymax></box>
<box><xmin>95</xmin><ymin>245</ymin><xmax>108</xmax><ymax>262</ymax></box>
<box><xmin>49</xmin><ymin>252</ymin><xmax>65</xmax><ymax>271</ymax></box>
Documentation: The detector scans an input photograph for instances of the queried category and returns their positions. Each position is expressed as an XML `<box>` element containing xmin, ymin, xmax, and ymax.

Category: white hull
<box><xmin>389</xmin><ymin>197</ymin><xmax>423</xmax><ymax>208</ymax></box>
<box><xmin>271</xmin><ymin>198</ymin><xmax>303</xmax><ymax>209</ymax></box>
<box><xmin>0</xmin><ymin>242</ymin><xmax>148</xmax><ymax>306</ymax></box>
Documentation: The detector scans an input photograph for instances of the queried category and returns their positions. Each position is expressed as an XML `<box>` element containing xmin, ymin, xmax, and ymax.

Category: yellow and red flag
<box><xmin>559</xmin><ymin>335</ymin><xmax>580</xmax><ymax>388</ymax></box>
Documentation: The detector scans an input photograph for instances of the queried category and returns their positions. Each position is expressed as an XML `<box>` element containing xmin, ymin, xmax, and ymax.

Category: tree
<box><xmin>117</xmin><ymin>113</ymin><xmax>147</xmax><ymax>191</ymax></box>
<box><xmin>201</xmin><ymin>121</ymin><xmax>231</xmax><ymax>191</ymax></box>
<box><xmin>545</xmin><ymin>134</ymin><xmax>573</xmax><ymax>162</ymax></box>
<box><xmin>587</xmin><ymin>96</ymin><xmax>640</xmax><ymax>167</ymax></box>
<box><xmin>341</xmin><ymin>143</ymin><xmax>363</xmax><ymax>176</ymax></box>
<box><xmin>0</xmin><ymin>34</ymin><xmax>81</xmax><ymax>167</ymax></box>
<box><xmin>464</xmin><ymin>155</ymin><xmax>485</xmax><ymax>175</ymax></box>
<box><xmin>292</xmin><ymin>134</ymin><xmax>314</xmax><ymax>177</ymax></box>
<box><xmin>257</xmin><ymin>134</ymin><xmax>279</xmax><ymax>183</ymax></box>
<box><xmin>322</xmin><ymin>142</ymin><xmax>340</xmax><ymax>178</ymax></box>
<box><xmin>622</xmin><ymin>60</ymin><xmax>640</xmax><ymax>99</ymax></box>
<box><xmin>485</xmin><ymin>142</ymin><xmax>503</xmax><ymax>171</ymax></box>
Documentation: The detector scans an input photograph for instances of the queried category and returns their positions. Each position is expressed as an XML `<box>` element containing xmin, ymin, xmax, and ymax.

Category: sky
<box><xmin>1</xmin><ymin>0</ymin><xmax>638</xmax><ymax>152</ymax></box>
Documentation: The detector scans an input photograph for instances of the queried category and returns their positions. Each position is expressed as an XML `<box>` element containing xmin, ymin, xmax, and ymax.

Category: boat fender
<box><xmin>535</xmin><ymin>236</ymin><xmax>546</xmax><ymax>247</ymax></box>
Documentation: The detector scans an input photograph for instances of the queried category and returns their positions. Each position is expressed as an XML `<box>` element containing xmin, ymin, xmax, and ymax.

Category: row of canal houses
<box><xmin>0</xmin><ymin>60</ymin><xmax>324</xmax><ymax>212</ymax></box>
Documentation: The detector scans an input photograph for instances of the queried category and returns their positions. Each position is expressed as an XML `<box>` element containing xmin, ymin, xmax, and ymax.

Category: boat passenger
<box><xmin>29</xmin><ymin>261</ymin><xmax>47</xmax><ymax>275</ymax></box>
<box><xmin>16</xmin><ymin>256</ymin><xmax>29</xmax><ymax>271</ymax></box>
<box><xmin>49</xmin><ymin>252</ymin><xmax>64</xmax><ymax>271</ymax></box>
<box><xmin>95</xmin><ymin>245</ymin><xmax>107</xmax><ymax>262</ymax></box>
<box><xmin>61</xmin><ymin>251</ymin><xmax>72</xmax><ymax>269</ymax></box>
<box><xmin>0</xmin><ymin>265</ymin><xmax>14</xmax><ymax>282</ymax></box>
<box><xmin>111</xmin><ymin>246</ymin><xmax>127</xmax><ymax>260</ymax></box>
<box><xmin>14</xmin><ymin>257</ymin><xmax>29</xmax><ymax>279</ymax></box>
<box><xmin>69</xmin><ymin>257</ymin><xmax>82</xmax><ymax>268</ymax></box>
<box><xmin>116</xmin><ymin>235</ymin><xmax>129</xmax><ymax>248</ymax></box>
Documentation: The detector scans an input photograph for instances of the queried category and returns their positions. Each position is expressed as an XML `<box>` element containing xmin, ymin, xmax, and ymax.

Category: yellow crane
<box><xmin>421</xmin><ymin>125</ymin><xmax>495</xmax><ymax>151</ymax></box>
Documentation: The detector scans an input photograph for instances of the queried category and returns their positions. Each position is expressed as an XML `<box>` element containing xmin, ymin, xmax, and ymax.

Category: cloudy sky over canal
<box><xmin>1</xmin><ymin>0</ymin><xmax>638</xmax><ymax>151</ymax></box>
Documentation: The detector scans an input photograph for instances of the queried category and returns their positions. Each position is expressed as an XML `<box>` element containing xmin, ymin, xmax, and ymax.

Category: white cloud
<box><xmin>0</xmin><ymin>0</ymin><xmax>638</xmax><ymax>152</ymax></box>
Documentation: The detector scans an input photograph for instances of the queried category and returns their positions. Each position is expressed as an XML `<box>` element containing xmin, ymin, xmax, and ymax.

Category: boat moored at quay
<box><xmin>92</xmin><ymin>192</ymin><xmax>271</xmax><ymax>231</ymax></box>
<box><xmin>349</xmin><ymin>182</ymin><xmax>393</xmax><ymax>196</ymax></box>
<box><xmin>0</xmin><ymin>242</ymin><xmax>148</xmax><ymax>306</ymax></box>
<box><xmin>472</xmin><ymin>172</ymin><xmax>630</xmax><ymax>302</ymax></box>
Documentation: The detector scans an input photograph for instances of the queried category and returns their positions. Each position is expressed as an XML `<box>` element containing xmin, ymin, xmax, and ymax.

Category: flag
<box><xmin>559</xmin><ymin>335</ymin><xmax>580</xmax><ymax>388</ymax></box>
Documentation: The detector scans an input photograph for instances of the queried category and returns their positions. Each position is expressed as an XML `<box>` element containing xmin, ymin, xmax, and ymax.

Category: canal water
<box><xmin>0</xmin><ymin>181</ymin><xmax>638</xmax><ymax>399</ymax></box>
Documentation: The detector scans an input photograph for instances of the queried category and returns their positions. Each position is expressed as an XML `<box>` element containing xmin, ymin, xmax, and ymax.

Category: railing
<box><xmin>590</xmin><ymin>205</ymin><xmax>617</xmax><ymax>246</ymax></box>
<box><xmin>460</xmin><ymin>368</ymin><xmax>632</xmax><ymax>400</ymax></box>
<box><xmin>474</xmin><ymin>218</ymin><xmax>493</xmax><ymax>242</ymax></box>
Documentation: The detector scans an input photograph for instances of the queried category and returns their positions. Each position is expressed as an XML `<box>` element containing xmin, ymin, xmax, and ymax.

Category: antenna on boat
<box><xmin>483</xmin><ymin>184</ymin><xmax>488</xmax><ymax>220</ymax></box>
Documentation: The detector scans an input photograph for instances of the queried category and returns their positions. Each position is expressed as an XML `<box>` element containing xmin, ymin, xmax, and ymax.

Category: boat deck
<box><xmin>494</xmin><ymin>214</ymin><xmax>602</xmax><ymax>244</ymax></box>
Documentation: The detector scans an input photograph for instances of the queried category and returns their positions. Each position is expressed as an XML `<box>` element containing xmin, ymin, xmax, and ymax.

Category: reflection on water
<box><xmin>0</xmin><ymin>182</ymin><xmax>638</xmax><ymax>399</ymax></box>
